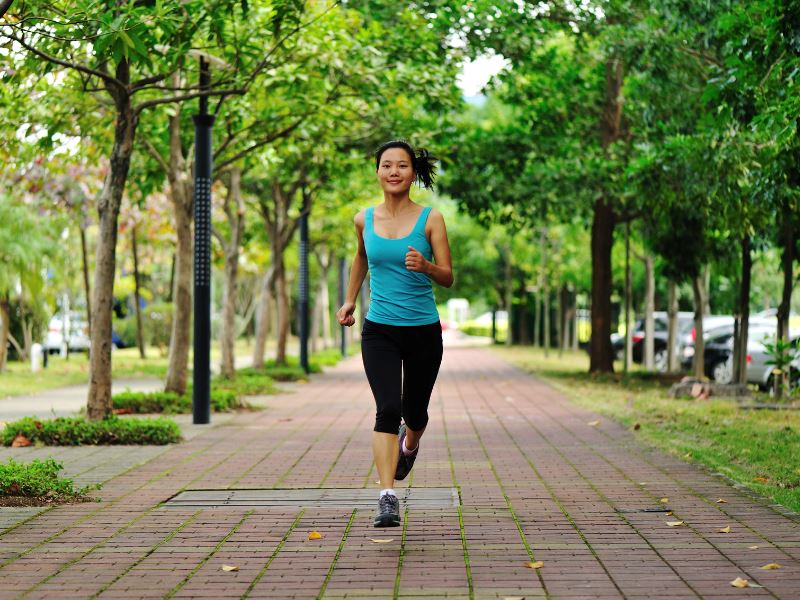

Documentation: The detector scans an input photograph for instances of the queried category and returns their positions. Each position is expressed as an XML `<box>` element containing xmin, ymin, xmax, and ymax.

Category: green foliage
<box><xmin>113</xmin><ymin>388</ymin><xmax>247</xmax><ymax>414</ymax></box>
<box><xmin>2</xmin><ymin>416</ymin><xmax>181</xmax><ymax>446</ymax></box>
<box><xmin>458</xmin><ymin>323</ymin><xmax>508</xmax><ymax>343</ymax></box>
<box><xmin>0</xmin><ymin>458</ymin><xmax>95</xmax><ymax>497</ymax></box>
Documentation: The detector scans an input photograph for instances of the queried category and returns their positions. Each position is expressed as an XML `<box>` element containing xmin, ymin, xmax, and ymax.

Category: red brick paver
<box><xmin>1</xmin><ymin>347</ymin><xmax>798</xmax><ymax>599</ymax></box>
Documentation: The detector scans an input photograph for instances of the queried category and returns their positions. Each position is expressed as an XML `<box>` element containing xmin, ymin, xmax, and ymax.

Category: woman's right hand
<box><xmin>336</xmin><ymin>302</ymin><xmax>356</xmax><ymax>327</ymax></box>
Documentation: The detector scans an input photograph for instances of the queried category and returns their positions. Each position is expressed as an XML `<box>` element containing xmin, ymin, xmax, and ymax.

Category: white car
<box><xmin>43</xmin><ymin>312</ymin><xmax>90</xmax><ymax>354</ymax></box>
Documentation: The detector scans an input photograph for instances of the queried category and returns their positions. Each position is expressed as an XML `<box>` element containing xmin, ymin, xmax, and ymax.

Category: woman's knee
<box><xmin>374</xmin><ymin>405</ymin><xmax>402</xmax><ymax>434</ymax></box>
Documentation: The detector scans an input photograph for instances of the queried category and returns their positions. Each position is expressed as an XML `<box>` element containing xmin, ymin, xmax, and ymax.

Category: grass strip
<box><xmin>241</xmin><ymin>510</ymin><xmax>305</xmax><ymax>599</ymax></box>
<box><xmin>316</xmin><ymin>509</ymin><xmax>357</xmax><ymax>600</ymax></box>
<box><xmin>393</xmin><ymin>506</ymin><xmax>410</xmax><ymax>600</ymax></box>
<box><xmin>456</xmin><ymin>505</ymin><xmax>475</xmax><ymax>600</ymax></box>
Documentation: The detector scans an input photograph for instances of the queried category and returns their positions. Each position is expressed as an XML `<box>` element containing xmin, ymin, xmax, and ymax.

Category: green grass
<box><xmin>2</xmin><ymin>415</ymin><xmax>182</xmax><ymax>445</ymax></box>
<box><xmin>0</xmin><ymin>458</ymin><xmax>96</xmax><ymax>498</ymax></box>
<box><xmin>496</xmin><ymin>345</ymin><xmax>800</xmax><ymax>514</ymax></box>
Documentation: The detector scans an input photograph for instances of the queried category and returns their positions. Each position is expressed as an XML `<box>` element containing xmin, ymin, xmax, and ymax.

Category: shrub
<box><xmin>0</xmin><ymin>458</ymin><xmax>95</xmax><ymax>497</ymax></box>
<box><xmin>113</xmin><ymin>389</ymin><xmax>247</xmax><ymax>414</ymax></box>
<box><xmin>2</xmin><ymin>416</ymin><xmax>181</xmax><ymax>446</ymax></box>
<box><xmin>212</xmin><ymin>373</ymin><xmax>277</xmax><ymax>397</ymax></box>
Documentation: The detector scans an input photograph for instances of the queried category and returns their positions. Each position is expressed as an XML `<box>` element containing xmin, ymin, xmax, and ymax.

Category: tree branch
<box><xmin>0</xmin><ymin>0</ymin><xmax>15</xmax><ymax>19</ymax></box>
<box><xmin>133</xmin><ymin>87</ymin><xmax>245</xmax><ymax>115</ymax></box>
<box><xmin>678</xmin><ymin>46</ymin><xmax>723</xmax><ymax>69</ymax></box>
<box><xmin>214</xmin><ymin>116</ymin><xmax>307</xmax><ymax>174</ymax></box>
<box><xmin>141</xmin><ymin>136</ymin><xmax>169</xmax><ymax>173</ymax></box>
<box><xmin>7</xmin><ymin>32</ymin><xmax>126</xmax><ymax>92</ymax></box>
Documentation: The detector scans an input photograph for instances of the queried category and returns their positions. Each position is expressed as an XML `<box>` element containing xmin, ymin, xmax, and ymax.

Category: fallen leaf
<box><xmin>370</xmin><ymin>538</ymin><xmax>394</xmax><ymax>544</ymax></box>
<box><xmin>503</xmin><ymin>597</ymin><xmax>525</xmax><ymax>600</ymax></box>
<box><xmin>718</xmin><ymin>525</ymin><xmax>731</xmax><ymax>533</ymax></box>
<box><xmin>523</xmin><ymin>561</ymin><xmax>544</xmax><ymax>569</ymax></box>
<box><xmin>754</xmin><ymin>477</ymin><xmax>769</xmax><ymax>483</ymax></box>
<box><xmin>221</xmin><ymin>565</ymin><xmax>239</xmax><ymax>572</ymax></box>
<box><xmin>660</xmin><ymin>497</ymin><xmax>669</xmax><ymax>503</ymax></box>
<box><xmin>278</xmin><ymin>418</ymin><xmax>293</xmax><ymax>422</ymax></box>
<box><xmin>666</xmin><ymin>511</ymin><xmax>673</xmax><ymax>516</ymax></box>
<box><xmin>715</xmin><ymin>498</ymin><xmax>727</xmax><ymax>504</ymax></box>
<box><xmin>748</xmin><ymin>545</ymin><xmax>760</xmax><ymax>550</ymax></box>
<box><xmin>374</xmin><ymin>480</ymin><xmax>381</xmax><ymax>485</ymax></box>
<box><xmin>633</xmin><ymin>422</ymin><xmax>641</xmax><ymax>430</ymax></box>
<box><xmin>11</xmin><ymin>434</ymin><xmax>32</xmax><ymax>448</ymax></box>
<box><xmin>587</xmin><ymin>420</ymin><xmax>601</xmax><ymax>427</ymax></box>
<box><xmin>683</xmin><ymin>451</ymin><xmax>692</xmax><ymax>459</ymax></box>
<box><xmin>730</xmin><ymin>577</ymin><xmax>750</xmax><ymax>588</ymax></box>
<box><xmin>6</xmin><ymin>483</ymin><xmax>20</xmax><ymax>494</ymax></box>
<box><xmin>113</xmin><ymin>408</ymin><xmax>134</xmax><ymax>415</ymax></box>
<box><xmin>307</xmin><ymin>531</ymin><xmax>324</xmax><ymax>540</ymax></box>
<box><xmin>760</xmin><ymin>563</ymin><xmax>781</xmax><ymax>570</ymax></box>
<box><xmin>666</xmin><ymin>521</ymin><xmax>685</xmax><ymax>527</ymax></box>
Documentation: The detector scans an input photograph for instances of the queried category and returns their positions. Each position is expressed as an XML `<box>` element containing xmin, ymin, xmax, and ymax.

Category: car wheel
<box><xmin>712</xmin><ymin>360</ymin><xmax>733</xmax><ymax>385</ymax></box>
<box><xmin>654</xmin><ymin>349</ymin><xmax>668</xmax><ymax>372</ymax></box>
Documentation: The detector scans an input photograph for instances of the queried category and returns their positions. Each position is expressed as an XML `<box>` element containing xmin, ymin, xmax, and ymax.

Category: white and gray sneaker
<box><xmin>373</xmin><ymin>493</ymin><xmax>401</xmax><ymax>528</ymax></box>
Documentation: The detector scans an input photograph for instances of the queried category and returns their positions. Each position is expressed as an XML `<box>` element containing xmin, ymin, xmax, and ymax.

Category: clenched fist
<box><xmin>405</xmin><ymin>246</ymin><xmax>430</xmax><ymax>274</ymax></box>
<box><xmin>336</xmin><ymin>301</ymin><xmax>356</xmax><ymax>327</ymax></box>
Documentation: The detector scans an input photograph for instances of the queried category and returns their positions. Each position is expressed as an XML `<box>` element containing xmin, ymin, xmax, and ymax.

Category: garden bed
<box><xmin>0</xmin><ymin>458</ymin><xmax>98</xmax><ymax>506</ymax></box>
<box><xmin>2</xmin><ymin>416</ymin><xmax>181</xmax><ymax>446</ymax></box>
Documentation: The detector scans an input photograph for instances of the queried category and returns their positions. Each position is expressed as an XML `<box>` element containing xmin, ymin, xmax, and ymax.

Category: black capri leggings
<box><xmin>361</xmin><ymin>318</ymin><xmax>443</xmax><ymax>434</ymax></box>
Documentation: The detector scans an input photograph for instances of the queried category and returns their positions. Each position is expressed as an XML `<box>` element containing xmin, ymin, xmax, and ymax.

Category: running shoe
<box><xmin>395</xmin><ymin>423</ymin><xmax>418</xmax><ymax>481</ymax></box>
<box><xmin>373</xmin><ymin>493</ymin><xmax>401</xmax><ymax>527</ymax></box>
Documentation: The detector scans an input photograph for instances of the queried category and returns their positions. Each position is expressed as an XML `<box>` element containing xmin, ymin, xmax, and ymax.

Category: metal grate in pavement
<box><xmin>160</xmin><ymin>487</ymin><xmax>460</xmax><ymax>509</ymax></box>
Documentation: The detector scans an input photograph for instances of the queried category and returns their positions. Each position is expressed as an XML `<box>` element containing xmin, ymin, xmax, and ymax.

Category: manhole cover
<box><xmin>160</xmin><ymin>487</ymin><xmax>459</xmax><ymax>509</ymax></box>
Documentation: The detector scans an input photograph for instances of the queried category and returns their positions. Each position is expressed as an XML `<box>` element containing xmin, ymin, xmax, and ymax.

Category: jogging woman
<box><xmin>336</xmin><ymin>140</ymin><xmax>454</xmax><ymax>528</ymax></box>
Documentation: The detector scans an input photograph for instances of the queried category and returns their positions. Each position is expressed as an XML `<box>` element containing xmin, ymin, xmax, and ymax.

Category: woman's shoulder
<box><xmin>354</xmin><ymin>207</ymin><xmax>371</xmax><ymax>229</ymax></box>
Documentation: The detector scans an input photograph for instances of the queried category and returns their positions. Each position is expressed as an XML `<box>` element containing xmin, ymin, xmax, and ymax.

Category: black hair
<box><xmin>374</xmin><ymin>139</ymin><xmax>437</xmax><ymax>190</ymax></box>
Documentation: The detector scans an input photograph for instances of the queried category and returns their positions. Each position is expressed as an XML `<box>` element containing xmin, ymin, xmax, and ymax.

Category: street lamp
<box><xmin>192</xmin><ymin>57</ymin><xmax>215</xmax><ymax>425</ymax></box>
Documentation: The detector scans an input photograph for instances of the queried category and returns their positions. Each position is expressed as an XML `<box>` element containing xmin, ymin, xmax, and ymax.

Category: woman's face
<box><xmin>376</xmin><ymin>147</ymin><xmax>415</xmax><ymax>194</ymax></box>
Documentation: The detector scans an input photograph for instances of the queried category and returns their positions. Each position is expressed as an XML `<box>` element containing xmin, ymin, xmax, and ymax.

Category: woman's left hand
<box><xmin>405</xmin><ymin>246</ymin><xmax>429</xmax><ymax>274</ymax></box>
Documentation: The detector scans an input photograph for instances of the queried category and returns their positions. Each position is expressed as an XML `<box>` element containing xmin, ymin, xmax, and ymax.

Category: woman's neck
<box><xmin>382</xmin><ymin>192</ymin><xmax>413</xmax><ymax>217</ymax></box>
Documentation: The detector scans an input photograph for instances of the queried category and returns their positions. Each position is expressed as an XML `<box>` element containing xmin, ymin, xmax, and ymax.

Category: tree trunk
<box><xmin>0</xmin><ymin>295</ymin><xmax>10</xmax><ymax>372</ymax></box>
<box><xmin>776</xmin><ymin>209</ymin><xmax>795</xmax><ymax>398</ymax></box>
<box><xmin>252</xmin><ymin>266</ymin><xmax>275</xmax><ymax>368</ymax></box>
<box><xmin>87</xmin><ymin>89</ymin><xmax>137</xmax><ymax>420</ymax></box>
<box><xmin>274</xmin><ymin>251</ymin><xmax>289</xmax><ymax>365</ymax></box>
<box><xmin>589</xmin><ymin>199</ymin><xmax>615</xmax><ymax>373</ymax></box>
<box><xmin>80</xmin><ymin>224</ymin><xmax>92</xmax><ymax>335</ymax></box>
<box><xmin>643</xmin><ymin>255</ymin><xmax>655</xmax><ymax>370</ymax></box>
<box><xmin>557</xmin><ymin>284</ymin><xmax>566</xmax><ymax>357</ymax></box>
<box><xmin>590</xmin><ymin>56</ymin><xmax>623</xmax><ymax>374</ymax></box>
<box><xmin>517</xmin><ymin>279</ymin><xmax>529</xmax><ymax>345</ymax></box>
<box><xmin>533</xmin><ymin>292</ymin><xmax>540</xmax><ymax>348</ymax></box>
<box><xmin>220</xmin><ymin>168</ymin><xmax>245</xmax><ymax>379</ymax></box>
<box><xmin>318</xmin><ymin>255</ymin><xmax>332</xmax><ymax>349</ymax></box>
<box><xmin>691</xmin><ymin>273</ymin><xmax>706</xmax><ymax>380</ymax></box>
<box><xmin>735</xmin><ymin>236</ymin><xmax>751</xmax><ymax>385</ymax></box>
<box><xmin>164</xmin><ymin>110</ymin><xmax>193</xmax><ymax>395</ymax></box>
<box><xmin>667</xmin><ymin>279</ymin><xmax>679</xmax><ymax>372</ymax></box>
<box><xmin>132</xmin><ymin>224</ymin><xmax>146</xmax><ymax>359</ymax></box>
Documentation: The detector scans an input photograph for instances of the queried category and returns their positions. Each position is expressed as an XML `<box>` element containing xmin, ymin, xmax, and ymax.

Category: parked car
<box><xmin>612</xmin><ymin>312</ymin><xmax>694</xmax><ymax>371</ymax></box>
<box><xmin>43</xmin><ymin>312</ymin><xmax>90</xmax><ymax>354</ymax></box>
<box><xmin>701</xmin><ymin>325</ymin><xmax>798</xmax><ymax>389</ymax></box>
<box><xmin>680</xmin><ymin>315</ymin><xmax>777</xmax><ymax>371</ymax></box>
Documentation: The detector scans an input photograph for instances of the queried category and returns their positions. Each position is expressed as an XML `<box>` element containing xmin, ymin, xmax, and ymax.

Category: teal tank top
<box><xmin>364</xmin><ymin>206</ymin><xmax>440</xmax><ymax>326</ymax></box>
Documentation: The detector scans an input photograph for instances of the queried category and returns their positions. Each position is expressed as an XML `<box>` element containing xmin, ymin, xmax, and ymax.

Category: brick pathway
<box><xmin>1</xmin><ymin>347</ymin><xmax>798</xmax><ymax>599</ymax></box>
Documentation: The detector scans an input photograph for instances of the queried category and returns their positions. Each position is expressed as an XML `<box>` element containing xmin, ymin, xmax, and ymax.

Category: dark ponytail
<box><xmin>375</xmin><ymin>139</ymin><xmax>438</xmax><ymax>190</ymax></box>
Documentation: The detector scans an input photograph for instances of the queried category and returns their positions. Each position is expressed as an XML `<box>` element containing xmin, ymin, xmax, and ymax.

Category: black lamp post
<box><xmin>192</xmin><ymin>57</ymin><xmax>215</xmax><ymax>425</ymax></box>
<box><xmin>298</xmin><ymin>188</ymin><xmax>310</xmax><ymax>375</ymax></box>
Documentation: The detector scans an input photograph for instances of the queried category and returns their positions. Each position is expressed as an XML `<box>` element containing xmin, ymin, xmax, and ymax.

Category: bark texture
<box><xmin>252</xmin><ymin>266</ymin><xmax>275</xmax><ymax>368</ymax></box>
<box><xmin>643</xmin><ymin>255</ymin><xmax>655</xmax><ymax>370</ymax></box>
<box><xmin>691</xmin><ymin>273</ymin><xmax>707</xmax><ymax>380</ymax></box>
<box><xmin>218</xmin><ymin>168</ymin><xmax>245</xmax><ymax>379</ymax></box>
<box><xmin>0</xmin><ymin>295</ymin><xmax>10</xmax><ymax>372</ymax></box>
<box><xmin>776</xmin><ymin>209</ymin><xmax>795</xmax><ymax>397</ymax></box>
<box><xmin>87</xmin><ymin>69</ymin><xmax>137</xmax><ymax>420</ymax></box>
<box><xmin>667</xmin><ymin>279</ymin><xmax>679</xmax><ymax>372</ymax></box>
<box><xmin>132</xmin><ymin>224</ymin><xmax>146</xmax><ymax>359</ymax></box>
<box><xmin>734</xmin><ymin>236</ymin><xmax>751</xmax><ymax>385</ymax></box>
